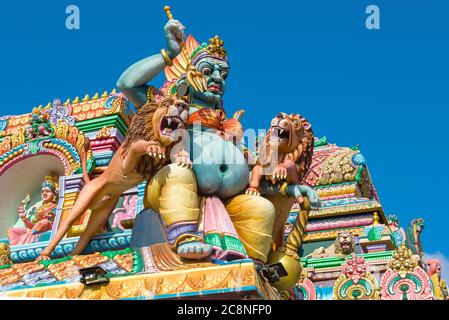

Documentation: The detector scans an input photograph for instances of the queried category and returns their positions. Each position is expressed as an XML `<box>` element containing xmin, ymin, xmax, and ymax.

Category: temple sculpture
<box><xmin>8</xmin><ymin>174</ymin><xmax>59</xmax><ymax>246</ymax></box>
<box><xmin>0</xmin><ymin>6</ymin><xmax>446</xmax><ymax>300</ymax></box>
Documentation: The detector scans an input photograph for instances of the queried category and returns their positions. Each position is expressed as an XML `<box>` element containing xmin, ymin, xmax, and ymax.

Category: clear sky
<box><xmin>0</xmin><ymin>0</ymin><xmax>448</xmax><ymax>268</ymax></box>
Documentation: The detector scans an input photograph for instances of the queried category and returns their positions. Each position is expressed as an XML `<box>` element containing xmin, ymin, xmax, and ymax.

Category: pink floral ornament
<box><xmin>341</xmin><ymin>254</ymin><xmax>368</xmax><ymax>283</ymax></box>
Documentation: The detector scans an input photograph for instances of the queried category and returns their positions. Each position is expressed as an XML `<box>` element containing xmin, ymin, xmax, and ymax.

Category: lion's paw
<box><xmin>147</xmin><ymin>144</ymin><xmax>165</xmax><ymax>160</ymax></box>
<box><xmin>272</xmin><ymin>166</ymin><xmax>287</xmax><ymax>181</ymax></box>
<box><xmin>245</xmin><ymin>187</ymin><xmax>260</xmax><ymax>196</ymax></box>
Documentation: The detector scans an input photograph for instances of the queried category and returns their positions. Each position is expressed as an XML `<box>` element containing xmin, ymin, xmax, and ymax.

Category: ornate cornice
<box><xmin>9</xmin><ymin>230</ymin><xmax>132</xmax><ymax>263</ymax></box>
<box><xmin>308</xmin><ymin>200</ymin><xmax>384</xmax><ymax>219</ymax></box>
<box><xmin>0</xmin><ymin>261</ymin><xmax>279</xmax><ymax>300</ymax></box>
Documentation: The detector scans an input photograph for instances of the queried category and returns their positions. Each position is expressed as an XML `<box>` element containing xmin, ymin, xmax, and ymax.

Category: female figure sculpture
<box><xmin>8</xmin><ymin>174</ymin><xmax>59</xmax><ymax>246</ymax></box>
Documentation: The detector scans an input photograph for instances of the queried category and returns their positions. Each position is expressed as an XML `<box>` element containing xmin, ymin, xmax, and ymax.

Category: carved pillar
<box><xmin>50</xmin><ymin>174</ymin><xmax>85</xmax><ymax>239</ymax></box>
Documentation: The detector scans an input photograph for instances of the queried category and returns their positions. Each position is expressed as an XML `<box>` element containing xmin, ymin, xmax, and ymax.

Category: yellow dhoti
<box><xmin>225</xmin><ymin>195</ymin><xmax>275</xmax><ymax>263</ymax></box>
<box><xmin>144</xmin><ymin>164</ymin><xmax>276</xmax><ymax>263</ymax></box>
<box><xmin>144</xmin><ymin>164</ymin><xmax>202</xmax><ymax>247</ymax></box>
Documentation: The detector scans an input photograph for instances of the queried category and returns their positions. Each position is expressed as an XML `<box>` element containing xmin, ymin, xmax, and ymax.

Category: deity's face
<box><xmin>192</xmin><ymin>57</ymin><xmax>229</xmax><ymax>106</ymax></box>
<box><xmin>41</xmin><ymin>187</ymin><xmax>56</xmax><ymax>203</ymax></box>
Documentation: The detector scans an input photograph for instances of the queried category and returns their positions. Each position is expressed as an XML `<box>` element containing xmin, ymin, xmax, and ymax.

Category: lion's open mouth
<box><xmin>270</xmin><ymin>126</ymin><xmax>289</xmax><ymax>142</ymax></box>
<box><xmin>341</xmin><ymin>240</ymin><xmax>351</xmax><ymax>251</ymax></box>
<box><xmin>160</xmin><ymin>116</ymin><xmax>185</xmax><ymax>139</ymax></box>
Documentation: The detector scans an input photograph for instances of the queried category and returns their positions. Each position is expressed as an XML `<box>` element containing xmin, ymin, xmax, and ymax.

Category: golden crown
<box><xmin>190</xmin><ymin>35</ymin><xmax>228</xmax><ymax>63</ymax></box>
<box><xmin>41</xmin><ymin>172</ymin><xmax>59</xmax><ymax>193</ymax></box>
<box><xmin>206</xmin><ymin>35</ymin><xmax>227</xmax><ymax>59</ymax></box>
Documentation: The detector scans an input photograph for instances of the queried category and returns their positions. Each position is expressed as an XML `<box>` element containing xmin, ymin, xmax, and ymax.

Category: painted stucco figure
<box><xmin>37</xmin><ymin>96</ymin><xmax>190</xmax><ymax>260</ymax></box>
<box><xmin>246</xmin><ymin>112</ymin><xmax>319</xmax><ymax>247</ymax></box>
<box><xmin>242</xmin><ymin>112</ymin><xmax>320</xmax><ymax>289</ymax></box>
<box><xmin>387</xmin><ymin>214</ymin><xmax>407</xmax><ymax>247</ymax></box>
<box><xmin>8</xmin><ymin>174</ymin><xmax>59</xmax><ymax>246</ymax></box>
<box><xmin>114</xmin><ymin>7</ymin><xmax>320</xmax><ymax>293</ymax></box>
<box><xmin>26</xmin><ymin>106</ymin><xmax>54</xmax><ymax>140</ymax></box>
<box><xmin>307</xmin><ymin>231</ymin><xmax>356</xmax><ymax>259</ymax></box>
<box><xmin>116</xmin><ymin>9</ymin><xmax>278</xmax><ymax>265</ymax></box>
<box><xmin>426</xmin><ymin>259</ymin><xmax>448</xmax><ymax>300</ymax></box>
<box><xmin>405</xmin><ymin>218</ymin><xmax>425</xmax><ymax>260</ymax></box>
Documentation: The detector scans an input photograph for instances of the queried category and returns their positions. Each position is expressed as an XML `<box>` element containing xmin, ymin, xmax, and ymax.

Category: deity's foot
<box><xmin>177</xmin><ymin>241</ymin><xmax>212</xmax><ymax>260</ymax></box>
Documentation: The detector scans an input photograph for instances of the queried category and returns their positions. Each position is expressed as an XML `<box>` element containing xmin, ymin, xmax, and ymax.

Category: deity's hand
<box><xmin>164</xmin><ymin>19</ymin><xmax>185</xmax><ymax>59</ymax></box>
<box><xmin>17</xmin><ymin>206</ymin><xmax>26</xmax><ymax>219</ymax></box>
<box><xmin>296</xmin><ymin>185</ymin><xmax>321</xmax><ymax>209</ymax></box>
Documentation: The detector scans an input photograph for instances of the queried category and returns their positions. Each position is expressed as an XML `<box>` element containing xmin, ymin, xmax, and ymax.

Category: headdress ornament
<box><xmin>41</xmin><ymin>172</ymin><xmax>59</xmax><ymax>196</ymax></box>
<box><xmin>163</xmin><ymin>34</ymin><xmax>229</xmax><ymax>96</ymax></box>
<box><xmin>190</xmin><ymin>35</ymin><xmax>228</xmax><ymax>65</ymax></box>
<box><xmin>161</xmin><ymin>7</ymin><xmax>229</xmax><ymax>95</ymax></box>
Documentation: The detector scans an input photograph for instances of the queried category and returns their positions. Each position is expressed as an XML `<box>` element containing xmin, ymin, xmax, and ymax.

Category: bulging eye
<box><xmin>221</xmin><ymin>72</ymin><xmax>228</xmax><ymax>79</ymax></box>
<box><xmin>293</xmin><ymin>119</ymin><xmax>300</xmax><ymax>127</ymax></box>
<box><xmin>202</xmin><ymin>68</ymin><xmax>211</xmax><ymax>76</ymax></box>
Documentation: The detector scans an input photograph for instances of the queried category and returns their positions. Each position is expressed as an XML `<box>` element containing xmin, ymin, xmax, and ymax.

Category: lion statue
<box><xmin>246</xmin><ymin>112</ymin><xmax>319</xmax><ymax>248</ymax></box>
<box><xmin>247</xmin><ymin>112</ymin><xmax>314</xmax><ymax>198</ymax></box>
<box><xmin>308</xmin><ymin>232</ymin><xmax>356</xmax><ymax>259</ymax></box>
<box><xmin>37</xmin><ymin>96</ymin><xmax>191</xmax><ymax>261</ymax></box>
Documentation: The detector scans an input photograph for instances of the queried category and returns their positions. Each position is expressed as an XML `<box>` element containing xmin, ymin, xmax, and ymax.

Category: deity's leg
<box><xmin>225</xmin><ymin>194</ymin><xmax>275</xmax><ymax>264</ymax></box>
<box><xmin>144</xmin><ymin>163</ymin><xmax>204</xmax><ymax>249</ymax></box>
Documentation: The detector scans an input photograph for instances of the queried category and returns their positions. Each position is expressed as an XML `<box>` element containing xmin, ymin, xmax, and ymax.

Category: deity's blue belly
<box><xmin>189</xmin><ymin>129</ymin><xmax>249</xmax><ymax>199</ymax></box>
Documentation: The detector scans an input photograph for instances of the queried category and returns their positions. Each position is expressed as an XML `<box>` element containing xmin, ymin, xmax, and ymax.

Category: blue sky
<box><xmin>0</xmin><ymin>0</ymin><xmax>448</xmax><ymax>260</ymax></box>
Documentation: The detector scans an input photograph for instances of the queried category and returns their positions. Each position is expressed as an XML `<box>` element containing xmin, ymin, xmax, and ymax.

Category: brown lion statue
<box><xmin>37</xmin><ymin>96</ymin><xmax>191</xmax><ymax>261</ymax></box>
<box><xmin>308</xmin><ymin>232</ymin><xmax>356</xmax><ymax>259</ymax></box>
<box><xmin>246</xmin><ymin>112</ymin><xmax>317</xmax><ymax>248</ymax></box>
<box><xmin>246</xmin><ymin>112</ymin><xmax>314</xmax><ymax>200</ymax></box>
<box><xmin>245</xmin><ymin>112</ymin><xmax>319</xmax><ymax>291</ymax></box>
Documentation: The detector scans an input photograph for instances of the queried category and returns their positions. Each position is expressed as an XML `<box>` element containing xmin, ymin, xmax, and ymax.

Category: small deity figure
<box><xmin>387</xmin><ymin>214</ymin><xmax>406</xmax><ymax>247</ymax></box>
<box><xmin>8</xmin><ymin>173</ymin><xmax>59</xmax><ymax>246</ymax></box>
<box><xmin>47</xmin><ymin>98</ymin><xmax>76</xmax><ymax>125</ymax></box>
<box><xmin>405</xmin><ymin>218</ymin><xmax>425</xmax><ymax>259</ymax></box>
<box><xmin>26</xmin><ymin>106</ymin><xmax>54</xmax><ymax>140</ymax></box>
<box><xmin>112</xmin><ymin>195</ymin><xmax>139</xmax><ymax>230</ymax></box>
<box><xmin>426</xmin><ymin>259</ymin><xmax>448</xmax><ymax>300</ymax></box>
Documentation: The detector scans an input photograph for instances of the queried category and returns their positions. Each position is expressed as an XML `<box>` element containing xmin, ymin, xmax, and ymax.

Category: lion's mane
<box><xmin>121</xmin><ymin>97</ymin><xmax>175</xmax><ymax>180</ymax></box>
<box><xmin>259</xmin><ymin>114</ymin><xmax>314</xmax><ymax>182</ymax></box>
